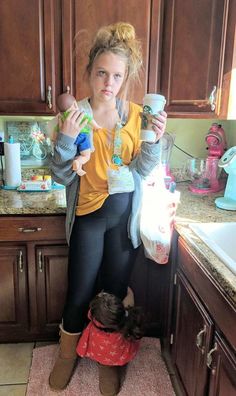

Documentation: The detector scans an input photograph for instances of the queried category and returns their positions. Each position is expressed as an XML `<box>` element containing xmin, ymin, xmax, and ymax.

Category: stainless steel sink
<box><xmin>189</xmin><ymin>222</ymin><xmax>236</xmax><ymax>275</ymax></box>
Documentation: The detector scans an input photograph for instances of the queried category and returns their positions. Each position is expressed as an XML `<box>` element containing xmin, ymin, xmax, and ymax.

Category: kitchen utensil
<box><xmin>187</xmin><ymin>157</ymin><xmax>223</xmax><ymax>193</ymax></box>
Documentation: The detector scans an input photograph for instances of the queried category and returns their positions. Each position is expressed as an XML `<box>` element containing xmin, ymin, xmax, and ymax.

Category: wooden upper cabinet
<box><xmin>62</xmin><ymin>0</ymin><xmax>163</xmax><ymax>105</ymax></box>
<box><xmin>1</xmin><ymin>0</ymin><xmax>234</xmax><ymax>117</ymax></box>
<box><xmin>160</xmin><ymin>0</ymin><xmax>232</xmax><ymax>118</ymax></box>
<box><xmin>0</xmin><ymin>0</ymin><xmax>61</xmax><ymax>115</ymax></box>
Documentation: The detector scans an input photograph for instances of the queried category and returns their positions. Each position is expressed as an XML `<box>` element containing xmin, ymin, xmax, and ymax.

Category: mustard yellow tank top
<box><xmin>76</xmin><ymin>102</ymin><xmax>141</xmax><ymax>216</ymax></box>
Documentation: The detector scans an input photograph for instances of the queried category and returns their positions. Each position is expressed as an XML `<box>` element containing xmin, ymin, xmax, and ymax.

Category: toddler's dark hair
<box><xmin>89</xmin><ymin>292</ymin><xmax>145</xmax><ymax>340</ymax></box>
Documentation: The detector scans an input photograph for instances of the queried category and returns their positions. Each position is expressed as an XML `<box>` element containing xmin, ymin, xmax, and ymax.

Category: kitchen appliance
<box><xmin>215</xmin><ymin>146</ymin><xmax>236</xmax><ymax>210</ymax></box>
<box><xmin>161</xmin><ymin>132</ymin><xmax>175</xmax><ymax>188</ymax></box>
<box><xmin>188</xmin><ymin>123</ymin><xmax>227</xmax><ymax>194</ymax></box>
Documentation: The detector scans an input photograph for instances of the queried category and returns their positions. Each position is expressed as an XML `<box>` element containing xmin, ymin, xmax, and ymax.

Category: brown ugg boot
<box><xmin>49</xmin><ymin>324</ymin><xmax>81</xmax><ymax>390</ymax></box>
<box><xmin>98</xmin><ymin>364</ymin><xmax>121</xmax><ymax>396</ymax></box>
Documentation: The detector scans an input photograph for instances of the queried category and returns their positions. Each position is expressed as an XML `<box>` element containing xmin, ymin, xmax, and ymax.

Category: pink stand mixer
<box><xmin>188</xmin><ymin>123</ymin><xmax>227</xmax><ymax>194</ymax></box>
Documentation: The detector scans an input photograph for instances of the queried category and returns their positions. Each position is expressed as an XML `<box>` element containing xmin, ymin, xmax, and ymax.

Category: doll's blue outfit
<box><xmin>75</xmin><ymin>132</ymin><xmax>91</xmax><ymax>153</ymax></box>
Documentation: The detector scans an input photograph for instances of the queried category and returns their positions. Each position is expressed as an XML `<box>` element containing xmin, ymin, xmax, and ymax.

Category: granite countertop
<box><xmin>0</xmin><ymin>187</ymin><xmax>67</xmax><ymax>215</ymax></box>
<box><xmin>174</xmin><ymin>182</ymin><xmax>236</xmax><ymax>305</ymax></box>
<box><xmin>0</xmin><ymin>182</ymin><xmax>235</xmax><ymax>304</ymax></box>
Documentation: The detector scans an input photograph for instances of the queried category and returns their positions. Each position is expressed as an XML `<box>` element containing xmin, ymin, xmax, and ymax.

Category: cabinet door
<box><xmin>62</xmin><ymin>0</ymin><xmax>163</xmax><ymax>104</ymax></box>
<box><xmin>0</xmin><ymin>0</ymin><xmax>59</xmax><ymax>114</ymax></box>
<box><xmin>208</xmin><ymin>332</ymin><xmax>236</xmax><ymax>396</ymax></box>
<box><xmin>35</xmin><ymin>245</ymin><xmax>68</xmax><ymax>336</ymax></box>
<box><xmin>160</xmin><ymin>0</ymin><xmax>228</xmax><ymax>117</ymax></box>
<box><xmin>173</xmin><ymin>271</ymin><xmax>214</xmax><ymax>396</ymax></box>
<box><xmin>0</xmin><ymin>245</ymin><xmax>28</xmax><ymax>341</ymax></box>
<box><xmin>130</xmin><ymin>245</ymin><xmax>173</xmax><ymax>337</ymax></box>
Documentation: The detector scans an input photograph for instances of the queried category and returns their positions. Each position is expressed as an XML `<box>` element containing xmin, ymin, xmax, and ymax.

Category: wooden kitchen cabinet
<box><xmin>173</xmin><ymin>271</ymin><xmax>214</xmax><ymax>396</ymax></box>
<box><xmin>0</xmin><ymin>213</ymin><xmax>174</xmax><ymax>341</ymax></box>
<box><xmin>61</xmin><ymin>0</ymin><xmax>163</xmax><ymax>104</ymax></box>
<box><xmin>166</xmin><ymin>236</ymin><xmax>236</xmax><ymax>396</ymax></box>
<box><xmin>0</xmin><ymin>216</ymin><xmax>68</xmax><ymax>342</ymax></box>
<box><xmin>36</xmin><ymin>244</ymin><xmax>68</xmax><ymax>336</ymax></box>
<box><xmin>0</xmin><ymin>0</ymin><xmax>61</xmax><ymax>115</ymax></box>
<box><xmin>0</xmin><ymin>245</ymin><xmax>29</xmax><ymax>339</ymax></box>
<box><xmin>62</xmin><ymin>0</ymin><xmax>235</xmax><ymax>118</ymax></box>
<box><xmin>208</xmin><ymin>332</ymin><xmax>236</xmax><ymax>396</ymax></box>
<box><xmin>130</xmin><ymin>240</ymin><xmax>176</xmax><ymax>337</ymax></box>
<box><xmin>160</xmin><ymin>0</ymin><xmax>235</xmax><ymax>118</ymax></box>
<box><xmin>1</xmin><ymin>1</ymin><xmax>235</xmax><ymax>118</ymax></box>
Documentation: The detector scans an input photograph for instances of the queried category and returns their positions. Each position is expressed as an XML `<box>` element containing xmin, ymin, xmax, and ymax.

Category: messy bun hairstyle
<box><xmin>86</xmin><ymin>22</ymin><xmax>143</xmax><ymax>90</ymax></box>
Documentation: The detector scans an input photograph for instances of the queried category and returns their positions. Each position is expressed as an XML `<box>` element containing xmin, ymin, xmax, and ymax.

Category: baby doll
<box><xmin>76</xmin><ymin>292</ymin><xmax>145</xmax><ymax>396</ymax></box>
<box><xmin>56</xmin><ymin>93</ymin><xmax>99</xmax><ymax>176</ymax></box>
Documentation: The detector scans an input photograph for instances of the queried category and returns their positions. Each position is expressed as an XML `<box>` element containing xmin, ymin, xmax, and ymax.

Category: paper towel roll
<box><xmin>4</xmin><ymin>142</ymin><xmax>22</xmax><ymax>187</ymax></box>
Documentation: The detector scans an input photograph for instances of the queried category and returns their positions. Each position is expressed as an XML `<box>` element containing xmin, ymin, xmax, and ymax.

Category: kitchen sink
<box><xmin>189</xmin><ymin>222</ymin><xmax>236</xmax><ymax>275</ymax></box>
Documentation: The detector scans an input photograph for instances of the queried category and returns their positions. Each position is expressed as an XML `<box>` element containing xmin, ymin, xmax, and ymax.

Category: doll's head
<box><xmin>89</xmin><ymin>292</ymin><xmax>145</xmax><ymax>339</ymax></box>
<box><xmin>56</xmin><ymin>93</ymin><xmax>78</xmax><ymax>113</ymax></box>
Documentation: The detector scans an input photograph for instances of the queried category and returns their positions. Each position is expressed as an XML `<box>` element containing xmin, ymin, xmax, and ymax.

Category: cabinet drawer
<box><xmin>0</xmin><ymin>216</ymin><xmax>66</xmax><ymax>241</ymax></box>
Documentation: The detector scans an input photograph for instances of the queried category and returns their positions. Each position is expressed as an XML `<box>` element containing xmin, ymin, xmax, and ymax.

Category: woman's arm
<box><xmin>50</xmin><ymin>109</ymin><xmax>89</xmax><ymax>186</ymax></box>
<box><xmin>129</xmin><ymin>110</ymin><xmax>167</xmax><ymax>177</ymax></box>
<box><xmin>50</xmin><ymin>133</ymin><xmax>78</xmax><ymax>186</ymax></box>
<box><xmin>129</xmin><ymin>140</ymin><xmax>162</xmax><ymax>177</ymax></box>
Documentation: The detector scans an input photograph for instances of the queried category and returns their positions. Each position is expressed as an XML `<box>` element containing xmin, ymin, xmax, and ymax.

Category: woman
<box><xmin>49</xmin><ymin>22</ymin><xmax>167</xmax><ymax>392</ymax></box>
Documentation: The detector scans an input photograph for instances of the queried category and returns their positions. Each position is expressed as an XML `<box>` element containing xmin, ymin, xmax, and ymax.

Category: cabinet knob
<box><xmin>47</xmin><ymin>85</ymin><xmax>52</xmax><ymax>109</ymax></box>
<box><xmin>206</xmin><ymin>342</ymin><xmax>217</xmax><ymax>369</ymax></box>
<box><xmin>209</xmin><ymin>86</ymin><xmax>217</xmax><ymax>111</ymax></box>
<box><xmin>66</xmin><ymin>86</ymin><xmax>70</xmax><ymax>94</ymax></box>
<box><xmin>18</xmin><ymin>250</ymin><xmax>24</xmax><ymax>273</ymax></box>
<box><xmin>196</xmin><ymin>325</ymin><xmax>206</xmax><ymax>354</ymax></box>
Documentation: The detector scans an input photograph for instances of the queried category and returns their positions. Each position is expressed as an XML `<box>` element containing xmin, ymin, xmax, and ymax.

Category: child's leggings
<box><xmin>62</xmin><ymin>192</ymin><xmax>137</xmax><ymax>333</ymax></box>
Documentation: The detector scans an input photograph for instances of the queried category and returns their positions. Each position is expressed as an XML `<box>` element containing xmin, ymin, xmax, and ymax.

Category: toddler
<box><xmin>77</xmin><ymin>292</ymin><xmax>145</xmax><ymax>395</ymax></box>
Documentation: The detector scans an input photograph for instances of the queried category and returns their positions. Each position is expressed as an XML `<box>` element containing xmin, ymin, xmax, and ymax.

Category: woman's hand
<box><xmin>151</xmin><ymin>110</ymin><xmax>167</xmax><ymax>143</ymax></box>
<box><xmin>59</xmin><ymin>110</ymin><xmax>88</xmax><ymax>138</ymax></box>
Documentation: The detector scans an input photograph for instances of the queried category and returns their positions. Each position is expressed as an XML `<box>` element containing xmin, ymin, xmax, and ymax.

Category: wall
<box><xmin>227</xmin><ymin>120</ymin><xmax>236</xmax><ymax>146</ymax></box>
<box><xmin>167</xmin><ymin>119</ymin><xmax>235</xmax><ymax>169</ymax></box>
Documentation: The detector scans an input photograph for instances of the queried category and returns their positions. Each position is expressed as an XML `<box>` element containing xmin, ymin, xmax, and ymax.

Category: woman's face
<box><xmin>89</xmin><ymin>52</ymin><xmax>127</xmax><ymax>103</ymax></box>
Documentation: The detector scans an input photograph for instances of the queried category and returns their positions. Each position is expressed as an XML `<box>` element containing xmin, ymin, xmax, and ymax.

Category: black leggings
<box><xmin>63</xmin><ymin>193</ymin><xmax>137</xmax><ymax>333</ymax></box>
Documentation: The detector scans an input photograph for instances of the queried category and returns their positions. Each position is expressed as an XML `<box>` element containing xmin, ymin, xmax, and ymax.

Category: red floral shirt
<box><xmin>76</xmin><ymin>317</ymin><xmax>140</xmax><ymax>366</ymax></box>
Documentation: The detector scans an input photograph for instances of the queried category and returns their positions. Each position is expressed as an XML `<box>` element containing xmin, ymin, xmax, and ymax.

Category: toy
<box><xmin>56</xmin><ymin>93</ymin><xmax>99</xmax><ymax>176</ymax></box>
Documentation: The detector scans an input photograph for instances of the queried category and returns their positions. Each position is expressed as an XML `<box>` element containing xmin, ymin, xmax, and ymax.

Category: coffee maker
<box><xmin>215</xmin><ymin>146</ymin><xmax>236</xmax><ymax>210</ymax></box>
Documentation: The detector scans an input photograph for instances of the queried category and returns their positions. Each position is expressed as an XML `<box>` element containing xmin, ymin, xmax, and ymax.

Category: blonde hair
<box><xmin>86</xmin><ymin>22</ymin><xmax>143</xmax><ymax>96</ymax></box>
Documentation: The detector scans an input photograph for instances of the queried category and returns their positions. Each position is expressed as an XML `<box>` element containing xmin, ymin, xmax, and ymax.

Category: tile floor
<box><xmin>0</xmin><ymin>342</ymin><xmax>54</xmax><ymax>396</ymax></box>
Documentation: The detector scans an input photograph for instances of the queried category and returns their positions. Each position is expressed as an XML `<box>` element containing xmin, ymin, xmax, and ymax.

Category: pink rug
<box><xmin>26</xmin><ymin>337</ymin><xmax>175</xmax><ymax>396</ymax></box>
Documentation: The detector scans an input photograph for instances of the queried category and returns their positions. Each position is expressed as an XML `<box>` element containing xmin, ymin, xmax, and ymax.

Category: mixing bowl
<box><xmin>186</xmin><ymin>158</ymin><xmax>222</xmax><ymax>189</ymax></box>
